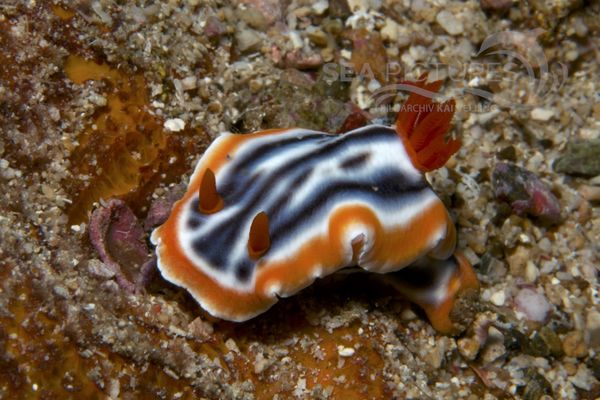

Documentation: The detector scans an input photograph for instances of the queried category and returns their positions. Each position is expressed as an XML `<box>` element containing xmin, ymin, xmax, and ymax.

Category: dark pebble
<box><xmin>497</xmin><ymin>145</ymin><xmax>517</xmax><ymax>161</ymax></box>
<box><xmin>521</xmin><ymin>368</ymin><xmax>553</xmax><ymax>400</ymax></box>
<box><xmin>480</xmin><ymin>0</ymin><xmax>513</xmax><ymax>13</ymax></box>
<box><xmin>492</xmin><ymin>162</ymin><xmax>562</xmax><ymax>225</ymax></box>
<box><xmin>554</xmin><ymin>139</ymin><xmax>600</xmax><ymax>177</ymax></box>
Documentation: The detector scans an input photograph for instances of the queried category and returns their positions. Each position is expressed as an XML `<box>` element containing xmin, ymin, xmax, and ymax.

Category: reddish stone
<box><xmin>278</xmin><ymin>50</ymin><xmax>324</xmax><ymax>70</ymax></box>
<box><xmin>493</xmin><ymin>162</ymin><xmax>562</xmax><ymax>225</ymax></box>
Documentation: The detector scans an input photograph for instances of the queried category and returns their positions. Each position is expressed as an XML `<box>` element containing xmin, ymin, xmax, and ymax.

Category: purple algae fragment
<box><xmin>88</xmin><ymin>198</ymin><xmax>154</xmax><ymax>293</ymax></box>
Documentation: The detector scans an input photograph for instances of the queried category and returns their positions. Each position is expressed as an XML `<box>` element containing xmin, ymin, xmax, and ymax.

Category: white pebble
<box><xmin>436</xmin><ymin>10</ymin><xmax>463</xmax><ymax>36</ymax></box>
<box><xmin>180</xmin><ymin>76</ymin><xmax>197</xmax><ymax>91</ymax></box>
<box><xmin>164</xmin><ymin>118</ymin><xmax>185</xmax><ymax>132</ymax></box>
<box><xmin>380</xmin><ymin>18</ymin><xmax>400</xmax><ymax>42</ymax></box>
<box><xmin>367</xmin><ymin>79</ymin><xmax>381</xmax><ymax>92</ymax></box>
<box><xmin>235</xmin><ymin>29</ymin><xmax>262</xmax><ymax>52</ymax></box>
<box><xmin>530</xmin><ymin>107</ymin><xmax>555</xmax><ymax>121</ymax></box>
<box><xmin>337</xmin><ymin>346</ymin><xmax>355</xmax><ymax>357</ymax></box>
<box><xmin>490</xmin><ymin>290</ymin><xmax>506</xmax><ymax>306</ymax></box>
<box><xmin>524</xmin><ymin>261</ymin><xmax>539</xmax><ymax>283</ymax></box>
<box><xmin>514</xmin><ymin>288</ymin><xmax>552</xmax><ymax>322</ymax></box>
<box><xmin>312</xmin><ymin>0</ymin><xmax>329</xmax><ymax>14</ymax></box>
<box><xmin>288</xmin><ymin>30</ymin><xmax>303</xmax><ymax>49</ymax></box>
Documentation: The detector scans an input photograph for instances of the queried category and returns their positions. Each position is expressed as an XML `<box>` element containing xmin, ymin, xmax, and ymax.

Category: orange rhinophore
<box><xmin>198</xmin><ymin>168</ymin><xmax>223</xmax><ymax>214</ymax></box>
<box><xmin>151</xmin><ymin>76</ymin><xmax>479</xmax><ymax>334</ymax></box>
<box><xmin>248</xmin><ymin>211</ymin><xmax>271</xmax><ymax>259</ymax></box>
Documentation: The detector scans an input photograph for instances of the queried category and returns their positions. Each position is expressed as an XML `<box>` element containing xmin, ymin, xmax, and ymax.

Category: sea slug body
<box><xmin>152</xmin><ymin>76</ymin><xmax>479</xmax><ymax>333</ymax></box>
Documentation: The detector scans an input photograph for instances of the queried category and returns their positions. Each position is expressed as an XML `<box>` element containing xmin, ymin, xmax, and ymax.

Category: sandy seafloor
<box><xmin>0</xmin><ymin>0</ymin><xmax>599</xmax><ymax>399</ymax></box>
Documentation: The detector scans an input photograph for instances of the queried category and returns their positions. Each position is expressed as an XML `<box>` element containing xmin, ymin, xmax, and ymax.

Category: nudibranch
<box><xmin>151</xmin><ymin>76</ymin><xmax>479</xmax><ymax>334</ymax></box>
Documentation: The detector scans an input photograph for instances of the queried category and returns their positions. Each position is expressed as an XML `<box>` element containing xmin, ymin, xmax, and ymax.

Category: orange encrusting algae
<box><xmin>64</xmin><ymin>55</ymin><xmax>208</xmax><ymax>224</ymax></box>
<box><xmin>64</xmin><ymin>55</ymin><xmax>166</xmax><ymax>223</ymax></box>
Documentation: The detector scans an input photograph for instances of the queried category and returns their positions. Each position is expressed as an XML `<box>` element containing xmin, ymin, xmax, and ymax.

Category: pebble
<box><xmin>570</xmin><ymin>364</ymin><xmax>597</xmax><ymax>391</ymax></box>
<box><xmin>225</xmin><ymin>338</ymin><xmax>240</xmax><ymax>353</ymax></box>
<box><xmin>479</xmin><ymin>327</ymin><xmax>505</xmax><ymax>364</ymax></box>
<box><xmin>235</xmin><ymin>28</ymin><xmax>262</xmax><ymax>53</ymax></box>
<box><xmin>533</xmin><ymin>326</ymin><xmax>564</xmax><ymax>358</ymax></box>
<box><xmin>312</xmin><ymin>0</ymin><xmax>329</xmax><ymax>14</ymax></box>
<box><xmin>307</xmin><ymin>29</ymin><xmax>328</xmax><ymax>47</ymax></box>
<box><xmin>579</xmin><ymin>185</ymin><xmax>600</xmax><ymax>202</ymax></box>
<box><xmin>237</xmin><ymin>0</ymin><xmax>281</xmax><ymax>25</ymax></box>
<box><xmin>481</xmin><ymin>340</ymin><xmax>506</xmax><ymax>364</ymax></box>
<box><xmin>238</xmin><ymin>7</ymin><xmax>268</xmax><ymax>30</ymax></box>
<box><xmin>457</xmin><ymin>337</ymin><xmax>480</xmax><ymax>360</ymax></box>
<box><xmin>187</xmin><ymin>317</ymin><xmax>214</xmax><ymax>340</ymax></box>
<box><xmin>554</xmin><ymin>139</ymin><xmax>600</xmax><ymax>177</ymax></box>
<box><xmin>164</xmin><ymin>118</ymin><xmax>185</xmax><ymax>132</ymax></box>
<box><xmin>506</xmin><ymin>245</ymin><xmax>530</xmax><ymax>277</ymax></box>
<box><xmin>436</xmin><ymin>10</ymin><xmax>463</xmax><ymax>36</ymax></box>
<box><xmin>530</xmin><ymin>108</ymin><xmax>555</xmax><ymax>121</ymax></box>
<box><xmin>253</xmin><ymin>352</ymin><xmax>268</xmax><ymax>374</ymax></box>
<box><xmin>490</xmin><ymin>290</ymin><xmax>506</xmax><ymax>306</ymax></box>
<box><xmin>585</xmin><ymin>311</ymin><xmax>600</xmax><ymax>349</ymax></box>
<box><xmin>367</xmin><ymin>79</ymin><xmax>381</xmax><ymax>92</ymax></box>
<box><xmin>524</xmin><ymin>261</ymin><xmax>539</xmax><ymax>283</ymax></box>
<box><xmin>497</xmin><ymin>145</ymin><xmax>517</xmax><ymax>162</ymax></box>
<box><xmin>337</xmin><ymin>346</ymin><xmax>355</xmax><ymax>357</ymax></box>
<box><xmin>320</xmin><ymin>47</ymin><xmax>334</xmax><ymax>62</ymax></box>
<box><xmin>180</xmin><ymin>76</ymin><xmax>197</xmax><ymax>91</ymax></box>
<box><xmin>288</xmin><ymin>30</ymin><xmax>303</xmax><ymax>49</ymax></box>
<box><xmin>53</xmin><ymin>284</ymin><xmax>70</xmax><ymax>298</ymax></box>
<box><xmin>479</xmin><ymin>254</ymin><xmax>507</xmax><ymax>283</ymax></box>
<box><xmin>380</xmin><ymin>18</ymin><xmax>400</xmax><ymax>42</ymax></box>
<box><xmin>480</xmin><ymin>0</ymin><xmax>512</xmax><ymax>13</ymax></box>
<box><xmin>522</xmin><ymin>369</ymin><xmax>553</xmax><ymax>399</ymax></box>
<box><xmin>562</xmin><ymin>331</ymin><xmax>588</xmax><ymax>358</ymax></box>
<box><xmin>422</xmin><ymin>344</ymin><xmax>444</xmax><ymax>369</ymax></box>
<box><xmin>203</xmin><ymin>16</ymin><xmax>227</xmax><ymax>39</ymax></box>
<box><xmin>400</xmin><ymin>308</ymin><xmax>417</xmax><ymax>321</ymax></box>
<box><xmin>87</xmin><ymin>259</ymin><xmax>116</xmax><ymax>279</ymax></box>
<box><xmin>537</xmin><ymin>237</ymin><xmax>552</xmax><ymax>253</ymax></box>
<box><xmin>514</xmin><ymin>288</ymin><xmax>552</xmax><ymax>323</ymax></box>
<box><xmin>493</xmin><ymin>162</ymin><xmax>562</xmax><ymax>225</ymax></box>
